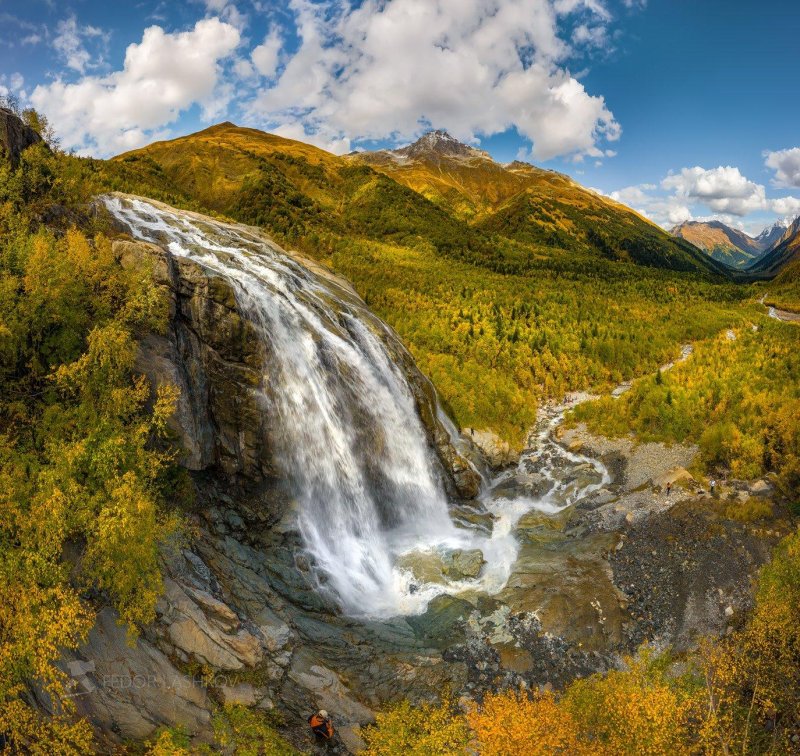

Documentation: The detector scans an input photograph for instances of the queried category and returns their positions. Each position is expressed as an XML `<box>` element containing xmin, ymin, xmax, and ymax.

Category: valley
<box><xmin>0</xmin><ymin>105</ymin><xmax>798</xmax><ymax>755</ymax></box>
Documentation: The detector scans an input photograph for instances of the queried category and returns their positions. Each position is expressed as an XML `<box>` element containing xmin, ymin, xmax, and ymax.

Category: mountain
<box><xmin>351</xmin><ymin>131</ymin><xmax>724</xmax><ymax>274</ymax></box>
<box><xmin>115</xmin><ymin>124</ymin><xmax>724</xmax><ymax>277</ymax></box>
<box><xmin>748</xmin><ymin>216</ymin><xmax>800</xmax><ymax>277</ymax></box>
<box><xmin>755</xmin><ymin>218</ymin><xmax>790</xmax><ymax>250</ymax></box>
<box><xmin>670</xmin><ymin>220</ymin><xmax>763</xmax><ymax>269</ymax></box>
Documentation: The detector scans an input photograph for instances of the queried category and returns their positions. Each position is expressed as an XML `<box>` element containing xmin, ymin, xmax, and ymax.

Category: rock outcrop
<box><xmin>0</xmin><ymin>107</ymin><xmax>44</xmax><ymax>166</ymax></box>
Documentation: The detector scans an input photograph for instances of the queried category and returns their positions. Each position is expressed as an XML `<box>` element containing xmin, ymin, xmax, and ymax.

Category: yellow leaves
<box><xmin>84</xmin><ymin>470</ymin><xmax>179</xmax><ymax>634</ymax></box>
<box><xmin>152</xmin><ymin>383</ymin><xmax>180</xmax><ymax>437</ymax></box>
<box><xmin>563</xmin><ymin>654</ymin><xmax>699</xmax><ymax>756</ymax></box>
<box><xmin>0</xmin><ymin>699</ymin><xmax>94</xmax><ymax>756</ymax></box>
<box><xmin>360</xmin><ymin>695</ymin><xmax>471</xmax><ymax>756</ymax></box>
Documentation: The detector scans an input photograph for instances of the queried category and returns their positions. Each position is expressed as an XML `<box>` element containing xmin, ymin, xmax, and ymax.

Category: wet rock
<box><xmin>406</xmin><ymin>595</ymin><xmax>473</xmax><ymax>647</ymax></box>
<box><xmin>463</xmin><ymin>428</ymin><xmax>519</xmax><ymax>469</ymax></box>
<box><xmin>515</xmin><ymin>509</ymin><xmax>571</xmax><ymax>545</ymax></box>
<box><xmin>442</xmin><ymin>549</ymin><xmax>485</xmax><ymax>580</ymax></box>
<box><xmin>500</xmin><ymin>534</ymin><xmax>626</xmax><ymax>651</ymax></box>
<box><xmin>396</xmin><ymin>550</ymin><xmax>448</xmax><ymax>585</ymax></box>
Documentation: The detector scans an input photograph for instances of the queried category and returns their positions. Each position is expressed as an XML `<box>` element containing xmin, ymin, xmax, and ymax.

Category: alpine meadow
<box><xmin>1</xmin><ymin>1</ymin><xmax>799</xmax><ymax>754</ymax></box>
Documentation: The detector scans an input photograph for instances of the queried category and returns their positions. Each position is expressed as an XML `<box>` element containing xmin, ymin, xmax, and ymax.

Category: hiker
<box><xmin>308</xmin><ymin>710</ymin><xmax>334</xmax><ymax>743</ymax></box>
<box><xmin>710</xmin><ymin>479</ymin><xmax>716</xmax><ymax>496</ymax></box>
<box><xmin>666</xmin><ymin>481</ymin><xmax>672</xmax><ymax>497</ymax></box>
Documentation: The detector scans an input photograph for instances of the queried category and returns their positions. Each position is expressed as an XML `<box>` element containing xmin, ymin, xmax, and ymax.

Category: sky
<box><xmin>2</xmin><ymin>0</ymin><xmax>799</xmax><ymax>235</ymax></box>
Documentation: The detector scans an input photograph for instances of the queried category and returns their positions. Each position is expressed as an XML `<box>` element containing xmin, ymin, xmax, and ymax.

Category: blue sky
<box><xmin>2</xmin><ymin>0</ymin><xmax>799</xmax><ymax>234</ymax></box>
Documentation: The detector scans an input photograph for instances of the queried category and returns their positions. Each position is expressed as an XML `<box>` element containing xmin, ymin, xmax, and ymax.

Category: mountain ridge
<box><xmin>670</xmin><ymin>219</ymin><xmax>764</xmax><ymax>269</ymax></box>
<box><xmin>116</xmin><ymin>123</ymin><xmax>725</xmax><ymax>277</ymax></box>
<box><xmin>748</xmin><ymin>216</ymin><xmax>800</xmax><ymax>277</ymax></box>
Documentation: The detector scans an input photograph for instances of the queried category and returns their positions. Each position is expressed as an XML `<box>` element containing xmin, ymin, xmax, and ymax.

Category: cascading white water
<box><xmin>103</xmin><ymin>194</ymin><xmax>470</xmax><ymax>615</ymax></box>
<box><xmin>102</xmin><ymin>194</ymin><xmax>610</xmax><ymax>619</ymax></box>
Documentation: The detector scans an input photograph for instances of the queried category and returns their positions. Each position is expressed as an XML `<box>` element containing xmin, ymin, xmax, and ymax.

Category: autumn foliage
<box><xmin>0</xmin><ymin>140</ymin><xmax>182</xmax><ymax>751</ymax></box>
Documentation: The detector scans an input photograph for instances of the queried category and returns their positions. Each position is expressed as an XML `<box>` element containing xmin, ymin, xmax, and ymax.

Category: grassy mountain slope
<box><xmin>671</xmin><ymin>220</ymin><xmax>763</xmax><ymax>269</ymax></box>
<box><xmin>352</xmin><ymin>137</ymin><xmax>724</xmax><ymax>276</ymax></box>
<box><xmin>108</xmin><ymin>123</ymin><xmax>749</xmax><ymax>444</ymax></box>
<box><xmin>748</xmin><ymin>217</ymin><xmax>800</xmax><ymax>278</ymax></box>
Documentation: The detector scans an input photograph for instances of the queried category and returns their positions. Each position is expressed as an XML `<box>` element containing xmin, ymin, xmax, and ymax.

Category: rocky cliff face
<box><xmin>0</xmin><ymin>107</ymin><xmax>44</xmax><ymax>166</ymax></box>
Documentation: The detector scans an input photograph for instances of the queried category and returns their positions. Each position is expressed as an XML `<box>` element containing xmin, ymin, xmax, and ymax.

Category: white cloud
<box><xmin>251</xmin><ymin>29</ymin><xmax>282</xmax><ymax>78</ymax></box>
<box><xmin>607</xmin><ymin>165</ymin><xmax>800</xmax><ymax>232</ymax></box>
<box><xmin>608</xmin><ymin>183</ymin><xmax>691</xmax><ymax>227</ymax></box>
<box><xmin>32</xmin><ymin>18</ymin><xmax>240</xmax><ymax>156</ymax></box>
<box><xmin>53</xmin><ymin>16</ymin><xmax>106</xmax><ymax>74</ymax></box>
<box><xmin>233</xmin><ymin>58</ymin><xmax>257</xmax><ymax>79</ymax></box>
<box><xmin>769</xmin><ymin>195</ymin><xmax>800</xmax><ymax>218</ymax></box>
<box><xmin>661</xmin><ymin>166</ymin><xmax>767</xmax><ymax>216</ymax></box>
<box><xmin>246</xmin><ymin>0</ymin><xmax>621</xmax><ymax>161</ymax></box>
<box><xmin>765</xmin><ymin>147</ymin><xmax>800</xmax><ymax>189</ymax></box>
<box><xmin>204</xmin><ymin>0</ymin><xmax>248</xmax><ymax>30</ymax></box>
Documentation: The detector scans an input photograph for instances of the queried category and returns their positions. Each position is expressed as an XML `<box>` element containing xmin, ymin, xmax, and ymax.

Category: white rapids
<box><xmin>103</xmin><ymin>194</ymin><xmax>609</xmax><ymax>618</ymax></box>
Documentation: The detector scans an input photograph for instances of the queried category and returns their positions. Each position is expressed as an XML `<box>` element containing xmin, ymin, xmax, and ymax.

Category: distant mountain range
<box><xmin>115</xmin><ymin>124</ymin><xmax>724</xmax><ymax>277</ymax></box>
<box><xmin>670</xmin><ymin>217</ymin><xmax>795</xmax><ymax>271</ymax></box>
<box><xmin>748</xmin><ymin>216</ymin><xmax>800</xmax><ymax>277</ymax></box>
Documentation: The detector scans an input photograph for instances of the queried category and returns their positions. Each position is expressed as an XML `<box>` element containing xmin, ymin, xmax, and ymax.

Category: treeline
<box><xmin>330</xmin><ymin>237</ymin><xmax>751</xmax><ymax>444</ymax></box>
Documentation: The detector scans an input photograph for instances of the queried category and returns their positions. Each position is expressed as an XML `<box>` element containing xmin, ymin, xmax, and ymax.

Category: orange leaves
<box><xmin>468</xmin><ymin>689</ymin><xmax>582</xmax><ymax>756</ymax></box>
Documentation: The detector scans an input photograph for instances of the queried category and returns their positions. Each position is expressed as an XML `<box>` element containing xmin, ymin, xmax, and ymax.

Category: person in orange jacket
<box><xmin>308</xmin><ymin>709</ymin><xmax>334</xmax><ymax>743</ymax></box>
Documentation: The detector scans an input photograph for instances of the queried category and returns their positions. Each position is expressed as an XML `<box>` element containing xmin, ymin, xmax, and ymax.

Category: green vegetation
<box><xmin>1</xmin><ymin>113</ymin><xmax>798</xmax><ymax>753</ymax></box>
<box><xmin>112</xmin><ymin>124</ymin><xmax>749</xmax><ymax>445</ymax></box>
<box><xmin>332</xmin><ymin>238</ymin><xmax>750</xmax><ymax>442</ymax></box>
<box><xmin>0</xmin><ymin>138</ymin><xmax>183</xmax><ymax>751</ymax></box>
<box><xmin>765</xmin><ymin>257</ymin><xmax>800</xmax><ymax>312</ymax></box>
<box><xmin>570</xmin><ymin>320</ymin><xmax>800</xmax><ymax>498</ymax></box>
<box><xmin>146</xmin><ymin>707</ymin><xmax>302</xmax><ymax>755</ymax></box>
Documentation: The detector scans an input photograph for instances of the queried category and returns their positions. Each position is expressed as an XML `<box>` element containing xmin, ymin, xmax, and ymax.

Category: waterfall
<box><xmin>102</xmin><ymin>195</ymin><xmax>466</xmax><ymax>616</ymax></box>
<box><xmin>102</xmin><ymin>194</ymin><xmax>611</xmax><ymax>619</ymax></box>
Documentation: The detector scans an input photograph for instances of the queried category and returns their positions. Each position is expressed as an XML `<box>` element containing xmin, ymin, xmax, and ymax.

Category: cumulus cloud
<box><xmin>251</xmin><ymin>29</ymin><xmax>283</xmax><ymax>78</ymax></box>
<box><xmin>203</xmin><ymin>0</ymin><xmax>248</xmax><ymax>30</ymax></box>
<box><xmin>607</xmin><ymin>163</ymin><xmax>800</xmax><ymax>231</ymax></box>
<box><xmin>608</xmin><ymin>183</ymin><xmax>692</xmax><ymax>227</ymax></box>
<box><xmin>769</xmin><ymin>195</ymin><xmax>800</xmax><ymax>218</ymax></box>
<box><xmin>765</xmin><ymin>147</ymin><xmax>800</xmax><ymax>189</ymax></box>
<box><xmin>32</xmin><ymin>18</ymin><xmax>241</xmax><ymax>156</ymax></box>
<box><xmin>53</xmin><ymin>15</ymin><xmax>107</xmax><ymax>74</ymax></box>
<box><xmin>661</xmin><ymin>166</ymin><xmax>767</xmax><ymax>216</ymax></box>
<box><xmin>246</xmin><ymin>0</ymin><xmax>621</xmax><ymax>159</ymax></box>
